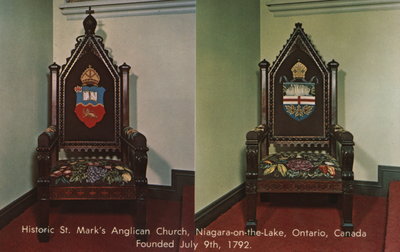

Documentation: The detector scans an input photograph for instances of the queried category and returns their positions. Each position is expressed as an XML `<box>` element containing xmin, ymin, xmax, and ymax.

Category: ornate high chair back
<box><xmin>245</xmin><ymin>23</ymin><xmax>354</xmax><ymax>234</ymax></box>
<box><xmin>36</xmin><ymin>9</ymin><xmax>148</xmax><ymax>242</ymax></box>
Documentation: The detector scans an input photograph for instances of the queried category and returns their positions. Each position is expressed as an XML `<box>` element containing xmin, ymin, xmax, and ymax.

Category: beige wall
<box><xmin>53</xmin><ymin>0</ymin><xmax>196</xmax><ymax>185</ymax></box>
<box><xmin>261</xmin><ymin>3</ymin><xmax>400</xmax><ymax>181</ymax></box>
<box><xmin>0</xmin><ymin>0</ymin><xmax>53</xmax><ymax>209</ymax></box>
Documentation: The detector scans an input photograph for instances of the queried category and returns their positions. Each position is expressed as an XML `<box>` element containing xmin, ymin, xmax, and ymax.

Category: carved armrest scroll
<box><xmin>331</xmin><ymin>124</ymin><xmax>354</xmax><ymax>146</ymax></box>
<box><xmin>37</xmin><ymin>126</ymin><xmax>58</xmax><ymax>149</ymax></box>
<box><xmin>121</xmin><ymin>127</ymin><xmax>149</xmax><ymax>182</ymax></box>
<box><xmin>246</xmin><ymin>124</ymin><xmax>269</xmax><ymax>176</ymax></box>
<box><xmin>36</xmin><ymin>126</ymin><xmax>59</xmax><ymax>194</ymax></box>
<box><xmin>331</xmin><ymin>125</ymin><xmax>354</xmax><ymax>180</ymax></box>
<box><xmin>246</xmin><ymin>124</ymin><xmax>268</xmax><ymax>144</ymax></box>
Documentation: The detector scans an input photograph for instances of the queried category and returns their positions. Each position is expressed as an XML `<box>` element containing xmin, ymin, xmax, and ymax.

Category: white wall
<box><xmin>53</xmin><ymin>0</ymin><xmax>196</xmax><ymax>185</ymax></box>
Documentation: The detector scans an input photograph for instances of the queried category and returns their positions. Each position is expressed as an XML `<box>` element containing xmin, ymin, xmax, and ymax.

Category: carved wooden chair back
<box><xmin>260</xmin><ymin>23</ymin><xmax>339</xmax><ymax>151</ymax></box>
<box><xmin>49</xmin><ymin>11</ymin><xmax>130</xmax><ymax>154</ymax></box>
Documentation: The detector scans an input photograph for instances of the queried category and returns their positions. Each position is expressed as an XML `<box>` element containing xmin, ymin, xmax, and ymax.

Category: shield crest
<box><xmin>282</xmin><ymin>61</ymin><xmax>316</xmax><ymax>121</ymax></box>
<box><xmin>74</xmin><ymin>66</ymin><xmax>106</xmax><ymax>128</ymax></box>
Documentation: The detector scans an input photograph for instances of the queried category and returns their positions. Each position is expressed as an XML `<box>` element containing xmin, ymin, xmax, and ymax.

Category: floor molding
<box><xmin>195</xmin><ymin>183</ymin><xmax>245</xmax><ymax>229</ymax></box>
<box><xmin>148</xmin><ymin>169</ymin><xmax>195</xmax><ymax>201</ymax></box>
<box><xmin>0</xmin><ymin>188</ymin><xmax>37</xmax><ymax>230</ymax></box>
<box><xmin>354</xmin><ymin>165</ymin><xmax>400</xmax><ymax>197</ymax></box>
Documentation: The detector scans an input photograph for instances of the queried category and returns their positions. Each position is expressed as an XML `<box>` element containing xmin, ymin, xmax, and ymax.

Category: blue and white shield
<box><xmin>74</xmin><ymin>85</ymin><xmax>106</xmax><ymax>128</ymax></box>
<box><xmin>283</xmin><ymin>82</ymin><xmax>315</xmax><ymax>121</ymax></box>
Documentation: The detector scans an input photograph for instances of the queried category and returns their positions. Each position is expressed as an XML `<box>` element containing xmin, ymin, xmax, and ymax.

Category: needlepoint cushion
<box><xmin>260</xmin><ymin>151</ymin><xmax>341</xmax><ymax>180</ymax></box>
<box><xmin>50</xmin><ymin>159</ymin><xmax>134</xmax><ymax>186</ymax></box>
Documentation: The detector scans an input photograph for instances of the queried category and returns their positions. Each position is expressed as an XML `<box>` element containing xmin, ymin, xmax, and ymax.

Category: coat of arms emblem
<box><xmin>74</xmin><ymin>65</ymin><xmax>106</xmax><ymax>128</ymax></box>
<box><xmin>282</xmin><ymin>61</ymin><xmax>317</xmax><ymax>121</ymax></box>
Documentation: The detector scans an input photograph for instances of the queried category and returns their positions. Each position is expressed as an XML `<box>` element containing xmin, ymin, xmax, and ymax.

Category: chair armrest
<box><xmin>246</xmin><ymin>124</ymin><xmax>268</xmax><ymax>145</ymax></box>
<box><xmin>331</xmin><ymin>125</ymin><xmax>354</xmax><ymax>179</ymax></box>
<box><xmin>120</xmin><ymin>127</ymin><xmax>149</xmax><ymax>181</ymax></box>
<box><xmin>246</xmin><ymin>124</ymin><xmax>269</xmax><ymax>175</ymax></box>
<box><xmin>331</xmin><ymin>124</ymin><xmax>354</xmax><ymax>146</ymax></box>
<box><xmin>121</xmin><ymin>127</ymin><xmax>147</xmax><ymax>147</ymax></box>
<box><xmin>36</xmin><ymin>126</ymin><xmax>58</xmax><ymax>185</ymax></box>
<box><xmin>37</xmin><ymin>126</ymin><xmax>58</xmax><ymax>149</ymax></box>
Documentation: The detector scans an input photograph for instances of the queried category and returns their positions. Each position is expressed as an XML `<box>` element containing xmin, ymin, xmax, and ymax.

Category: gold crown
<box><xmin>80</xmin><ymin>65</ymin><xmax>100</xmax><ymax>85</ymax></box>
<box><xmin>291</xmin><ymin>61</ymin><xmax>307</xmax><ymax>79</ymax></box>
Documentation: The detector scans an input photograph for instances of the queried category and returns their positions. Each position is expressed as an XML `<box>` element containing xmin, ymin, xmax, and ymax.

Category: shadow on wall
<box><xmin>354</xmin><ymin>145</ymin><xmax>377</xmax><ymax>181</ymax></box>
<box><xmin>338</xmin><ymin>69</ymin><xmax>346</xmax><ymax>125</ymax></box>
<box><xmin>128</xmin><ymin>71</ymin><xmax>172</xmax><ymax>185</ymax></box>
<box><xmin>129</xmin><ymin>73</ymin><xmax>138</xmax><ymax>129</ymax></box>
<box><xmin>96</xmin><ymin>21</ymin><xmax>114</xmax><ymax>61</ymax></box>
<box><xmin>148</xmin><ymin>147</ymin><xmax>173</xmax><ymax>185</ymax></box>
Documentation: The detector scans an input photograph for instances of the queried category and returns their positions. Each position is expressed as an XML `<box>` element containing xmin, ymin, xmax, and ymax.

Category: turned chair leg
<box><xmin>245</xmin><ymin>183</ymin><xmax>257</xmax><ymax>234</ymax></box>
<box><xmin>342</xmin><ymin>192</ymin><xmax>353</xmax><ymax>233</ymax></box>
<box><xmin>135</xmin><ymin>195</ymin><xmax>147</xmax><ymax>241</ymax></box>
<box><xmin>37</xmin><ymin>199</ymin><xmax>50</xmax><ymax>242</ymax></box>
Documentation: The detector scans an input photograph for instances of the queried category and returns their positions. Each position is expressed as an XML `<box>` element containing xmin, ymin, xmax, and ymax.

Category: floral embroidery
<box><xmin>50</xmin><ymin>159</ymin><xmax>133</xmax><ymax>185</ymax></box>
<box><xmin>260</xmin><ymin>151</ymin><xmax>340</xmax><ymax>179</ymax></box>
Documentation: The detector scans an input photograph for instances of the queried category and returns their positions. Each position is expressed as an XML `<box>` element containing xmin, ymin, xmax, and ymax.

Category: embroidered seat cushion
<box><xmin>50</xmin><ymin>159</ymin><xmax>134</xmax><ymax>186</ymax></box>
<box><xmin>260</xmin><ymin>151</ymin><xmax>341</xmax><ymax>180</ymax></box>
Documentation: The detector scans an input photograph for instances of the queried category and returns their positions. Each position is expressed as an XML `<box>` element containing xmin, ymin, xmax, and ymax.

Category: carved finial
<box><xmin>258</xmin><ymin>59</ymin><xmax>270</xmax><ymax>69</ymax></box>
<box><xmin>83</xmin><ymin>7</ymin><xmax>97</xmax><ymax>35</ymax></box>
<box><xmin>328</xmin><ymin>59</ymin><xmax>339</xmax><ymax>69</ymax></box>
<box><xmin>86</xmin><ymin>6</ymin><xmax>94</xmax><ymax>15</ymax></box>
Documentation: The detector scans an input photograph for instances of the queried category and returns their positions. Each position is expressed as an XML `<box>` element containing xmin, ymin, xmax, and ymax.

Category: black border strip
<box><xmin>354</xmin><ymin>165</ymin><xmax>400</xmax><ymax>197</ymax></box>
<box><xmin>195</xmin><ymin>183</ymin><xmax>245</xmax><ymax>229</ymax></box>
<box><xmin>0</xmin><ymin>188</ymin><xmax>37</xmax><ymax>230</ymax></box>
<box><xmin>148</xmin><ymin>170</ymin><xmax>194</xmax><ymax>201</ymax></box>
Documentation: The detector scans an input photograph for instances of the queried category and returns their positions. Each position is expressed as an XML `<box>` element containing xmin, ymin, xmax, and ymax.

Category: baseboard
<box><xmin>354</xmin><ymin>165</ymin><xmax>400</xmax><ymax>197</ymax></box>
<box><xmin>148</xmin><ymin>169</ymin><xmax>195</xmax><ymax>201</ymax></box>
<box><xmin>0</xmin><ymin>188</ymin><xmax>37</xmax><ymax>230</ymax></box>
<box><xmin>195</xmin><ymin>183</ymin><xmax>245</xmax><ymax>229</ymax></box>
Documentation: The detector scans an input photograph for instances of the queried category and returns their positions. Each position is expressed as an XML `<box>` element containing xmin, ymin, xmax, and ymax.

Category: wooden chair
<box><xmin>36</xmin><ymin>9</ymin><xmax>148</xmax><ymax>242</ymax></box>
<box><xmin>245</xmin><ymin>23</ymin><xmax>354</xmax><ymax>234</ymax></box>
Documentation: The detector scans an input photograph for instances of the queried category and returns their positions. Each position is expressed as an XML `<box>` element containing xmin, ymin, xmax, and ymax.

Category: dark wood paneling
<box><xmin>354</xmin><ymin>165</ymin><xmax>400</xmax><ymax>197</ymax></box>
<box><xmin>148</xmin><ymin>170</ymin><xmax>194</xmax><ymax>201</ymax></box>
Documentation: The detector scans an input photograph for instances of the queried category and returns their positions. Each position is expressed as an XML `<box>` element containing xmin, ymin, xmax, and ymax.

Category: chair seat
<box><xmin>50</xmin><ymin>159</ymin><xmax>134</xmax><ymax>186</ymax></box>
<box><xmin>259</xmin><ymin>151</ymin><xmax>341</xmax><ymax>180</ymax></box>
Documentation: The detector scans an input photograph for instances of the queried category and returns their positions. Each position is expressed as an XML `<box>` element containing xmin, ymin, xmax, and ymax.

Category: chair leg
<box><xmin>135</xmin><ymin>195</ymin><xmax>147</xmax><ymax>242</ymax></box>
<box><xmin>37</xmin><ymin>199</ymin><xmax>50</xmax><ymax>242</ymax></box>
<box><xmin>260</xmin><ymin>192</ymin><xmax>270</xmax><ymax>202</ymax></box>
<box><xmin>245</xmin><ymin>181</ymin><xmax>257</xmax><ymax>234</ymax></box>
<box><xmin>342</xmin><ymin>192</ymin><xmax>353</xmax><ymax>233</ymax></box>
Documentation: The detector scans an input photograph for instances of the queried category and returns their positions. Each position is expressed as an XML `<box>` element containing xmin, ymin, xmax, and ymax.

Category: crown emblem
<box><xmin>80</xmin><ymin>65</ymin><xmax>100</xmax><ymax>85</ymax></box>
<box><xmin>291</xmin><ymin>61</ymin><xmax>307</xmax><ymax>79</ymax></box>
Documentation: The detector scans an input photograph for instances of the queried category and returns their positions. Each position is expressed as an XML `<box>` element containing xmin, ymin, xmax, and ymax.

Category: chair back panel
<box><xmin>57</xmin><ymin>18</ymin><xmax>121</xmax><ymax>152</ymax></box>
<box><xmin>266</xmin><ymin>23</ymin><xmax>332</xmax><ymax>146</ymax></box>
